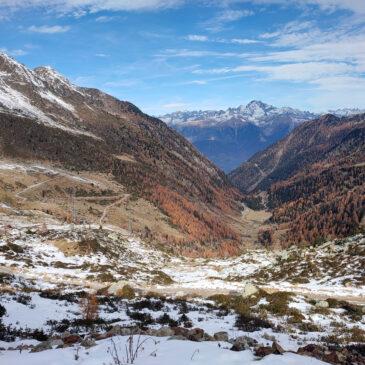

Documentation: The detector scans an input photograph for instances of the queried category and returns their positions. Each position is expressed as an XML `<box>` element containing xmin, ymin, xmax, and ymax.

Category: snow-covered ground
<box><xmin>1</xmin><ymin>335</ymin><xmax>329</xmax><ymax>365</ymax></box>
<box><xmin>0</xmin><ymin>208</ymin><xmax>364</xmax><ymax>364</ymax></box>
<box><xmin>1</xmin><ymin>217</ymin><xmax>363</xmax><ymax>301</ymax></box>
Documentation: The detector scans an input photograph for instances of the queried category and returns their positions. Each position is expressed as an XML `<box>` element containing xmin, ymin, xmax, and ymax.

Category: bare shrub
<box><xmin>80</xmin><ymin>293</ymin><xmax>99</xmax><ymax>321</ymax></box>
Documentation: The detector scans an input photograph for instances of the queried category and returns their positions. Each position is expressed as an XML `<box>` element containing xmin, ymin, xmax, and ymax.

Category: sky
<box><xmin>0</xmin><ymin>0</ymin><xmax>364</xmax><ymax>115</ymax></box>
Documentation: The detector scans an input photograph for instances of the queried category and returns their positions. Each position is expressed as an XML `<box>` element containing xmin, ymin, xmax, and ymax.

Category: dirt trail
<box><xmin>16</xmin><ymin>176</ymin><xmax>61</xmax><ymax>199</ymax></box>
<box><xmin>99</xmin><ymin>194</ymin><xmax>130</xmax><ymax>225</ymax></box>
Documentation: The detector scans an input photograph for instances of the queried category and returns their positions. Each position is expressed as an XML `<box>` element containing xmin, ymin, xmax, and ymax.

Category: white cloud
<box><xmin>183</xmin><ymin>80</ymin><xmax>207</xmax><ymax>85</ymax></box>
<box><xmin>28</xmin><ymin>25</ymin><xmax>70</xmax><ymax>33</ymax></box>
<box><xmin>156</xmin><ymin>48</ymin><xmax>249</xmax><ymax>58</ymax></box>
<box><xmin>0</xmin><ymin>0</ymin><xmax>185</xmax><ymax>13</ymax></box>
<box><xmin>193</xmin><ymin>61</ymin><xmax>355</xmax><ymax>82</ymax></box>
<box><xmin>95</xmin><ymin>15</ymin><xmax>115</xmax><ymax>22</ymax></box>
<box><xmin>95</xmin><ymin>53</ymin><xmax>109</xmax><ymax>57</ymax></box>
<box><xmin>231</xmin><ymin>38</ymin><xmax>259</xmax><ymax>44</ymax></box>
<box><xmin>0</xmin><ymin>47</ymin><xmax>27</xmax><ymax>56</ymax></box>
<box><xmin>204</xmin><ymin>9</ymin><xmax>254</xmax><ymax>32</ymax></box>
<box><xmin>233</xmin><ymin>0</ymin><xmax>365</xmax><ymax>15</ymax></box>
<box><xmin>185</xmin><ymin>35</ymin><xmax>209</xmax><ymax>42</ymax></box>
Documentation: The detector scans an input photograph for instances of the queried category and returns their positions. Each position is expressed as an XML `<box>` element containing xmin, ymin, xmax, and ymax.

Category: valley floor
<box><xmin>0</xmin><ymin>161</ymin><xmax>364</xmax><ymax>364</ymax></box>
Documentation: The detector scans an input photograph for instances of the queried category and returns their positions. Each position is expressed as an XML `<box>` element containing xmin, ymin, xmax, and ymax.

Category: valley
<box><xmin>0</xmin><ymin>53</ymin><xmax>364</xmax><ymax>365</ymax></box>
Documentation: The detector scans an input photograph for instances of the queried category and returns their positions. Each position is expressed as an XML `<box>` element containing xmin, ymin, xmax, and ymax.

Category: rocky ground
<box><xmin>0</xmin><ymin>210</ymin><xmax>364</xmax><ymax>364</ymax></box>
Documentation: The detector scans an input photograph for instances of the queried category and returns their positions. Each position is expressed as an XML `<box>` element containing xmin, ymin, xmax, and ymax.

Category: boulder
<box><xmin>315</xmin><ymin>300</ymin><xmax>329</xmax><ymax>309</ymax></box>
<box><xmin>187</xmin><ymin>328</ymin><xmax>205</xmax><ymax>342</ymax></box>
<box><xmin>202</xmin><ymin>333</ymin><xmax>214</xmax><ymax>341</ymax></box>
<box><xmin>297</xmin><ymin>344</ymin><xmax>325</xmax><ymax>357</ymax></box>
<box><xmin>272</xmin><ymin>341</ymin><xmax>285</xmax><ymax>355</ymax></box>
<box><xmin>81</xmin><ymin>337</ymin><xmax>96</xmax><ymax>348</ymax></box>
<box><xmin>255</xmin><ymin>346</ymin><xmax>274</xmax><ymax>357</ymax></box>
<box><xmin>241</xmin><ymin>282</ymin><xmax>259</xmax><ymax>298</ymax></box>
<box><xmin>49</xmin><ymin>339</ymin><xmax>64</xmax><ymax>348</ymax></box>
<box><xmin>107</xmin><ymin>281</ymin><xmax>129</xmax><ymax>295</ymax></box>
<box><xmin>63</xmin><ymin>334</ymin><xmax>81</xmax><ymax>345</ymax></box>
<box><xmin>213</xmin><ymin>331</ymin><xmax>229</xmax><ymax>342</ymax></box>
<box><xmin>30</xmin><ymin>341</ymin><xmax>52</xmax><ymax>353</ymax></box>
<box><xmin>154</xmin><ymin>327</ymin><xmax>175</xmax><ymax>337</ymax></box>
<box><xmin>230</xmin><ymin>336</ymin><xmax>257</xmax><ymax>351</ymax></box>
<box><xmin>108</xmin><ymin>233</ymin><xmax>119</xmax><ymax>242</ymax></box>
<box><xmin>172</xmin><ymin>327</ymin><xmax>190</xmax><ymax>337</ymax></box>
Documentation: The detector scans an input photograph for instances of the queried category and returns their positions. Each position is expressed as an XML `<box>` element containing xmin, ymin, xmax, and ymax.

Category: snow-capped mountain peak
<box><xmin>159</xmin><ymin>100</ymin><xmax>316</xmax><ymax>127</ymax></box>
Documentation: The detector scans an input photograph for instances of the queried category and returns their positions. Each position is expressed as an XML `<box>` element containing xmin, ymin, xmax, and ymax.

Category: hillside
<box><xmin>229</xmin><ymin>113</ymin><xmax>365</xmax><ymax>247</ymax></box>
<box><xmin>0</xmin><ymin>52</ymin><xmax>243</xmax><ymax>255</ymax></box>
<box><xmin>160</xmin><ymin>101</ymin><xmax>317</xmax><ymax>172</ymax></box>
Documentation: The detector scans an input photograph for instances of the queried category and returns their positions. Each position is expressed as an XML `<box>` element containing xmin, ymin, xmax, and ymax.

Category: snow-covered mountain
<box><xmin>330</xmin><ymin>107</ymin><xmax>365</xmax><ymax>117</ymax></box>
<box><xmin>159</xmin><ymin>101</ymin><xmax>318</xmax><ymax>172</ymax></box>
<box><xmin>0</xmin><ymin>52</ymin><xmax>242</xmax><ymax>251</ymax></box>
<box><xmin>160</xmin><ymin>101</ymin><xmax>316</xmax><ymax>128</ymax></box>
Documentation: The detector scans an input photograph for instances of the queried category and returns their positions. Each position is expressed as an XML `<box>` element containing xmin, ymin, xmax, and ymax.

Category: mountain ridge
<box><xmin>159</xmin><ymin>101</ymin><xmax>318</xmax><ymax>172</ymax></box>
<box><xmin>0</xmin><ymin>52</ymin><xmax>243</xmax><ymax>255</ymax></box>
<box><xmin>229</xmin><ymin>112</ymin><xmax>365</xmax><ymax>247</ymax></box>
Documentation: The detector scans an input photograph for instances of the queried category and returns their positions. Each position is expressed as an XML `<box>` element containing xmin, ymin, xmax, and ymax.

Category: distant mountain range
<box><xmin>160</xmin><ymin>102</ymin><xmax>364</xmax><ymax>172</ymax></box>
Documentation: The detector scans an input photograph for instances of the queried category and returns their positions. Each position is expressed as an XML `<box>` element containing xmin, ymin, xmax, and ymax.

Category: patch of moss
<box><xmin>260</xmin><ymin>291</ymin><xmax>293</xmax><ymax>316</ymax></box>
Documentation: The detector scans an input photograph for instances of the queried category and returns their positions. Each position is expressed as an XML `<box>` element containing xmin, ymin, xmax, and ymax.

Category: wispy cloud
<box><xmin>0</xmin><ymin>47</ymin><xmax>27</xmax><ymax>56</ymax></box>
<box><xmin>204</xmin><ymin>9</ymin><xmax>254</xmax><ymax>32</ymax></box>
<box><xmin>183</xmin><ymin>35</ymin><xmax>260</xmax><ymax>45</ymax></box>
<box><xmin>156</xmin><ymin>48</ymin><xmax>250</xmax><ymax>58</ymax></box>
<box><xmin>28</xmin><ymin>25</ymin><xmax>70</xmax><ymax>34</ymax></box>
<box><xmin>0</xmin><ymin>0</ymin><xmax>185</xmax><ymax>13</ymax></box>
<box><xmin>230</xmin><ymin>38</ymin><xmax>260</xmax><ymax>44</ymax></box>
<box><xmin>95</xmin><ymin>15</ymin><xmax>115</xmax><ymax>22</ymax></box>
<box><xmin>193</xmin><ymin>61</ymin><xmax>355</xmax><ymax>80</ymax></box>
<box><xmin>95</xmin><ymin>53</ymin><xmax>109</xmax><ymax>57</ymax></box>
<box><xmin>185</xmin><ymin>34</ymin><xmax>209</xmax><ymax>42</ymax></box>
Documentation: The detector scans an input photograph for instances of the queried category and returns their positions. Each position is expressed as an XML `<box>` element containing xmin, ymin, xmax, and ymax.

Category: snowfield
<box><xmin>0</xmin><ymin>198</ymin><xmax>364</xmax><ymax>364</ymax></box>
<box><xmin>1</xmin><ymin>336</ymin><xmax>329</xmax><ymax>365</ymax></box>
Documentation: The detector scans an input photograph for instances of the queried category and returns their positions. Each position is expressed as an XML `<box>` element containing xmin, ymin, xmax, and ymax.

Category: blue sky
<box><xmin>0</xmin><ymin>0</ymin><xmax>364</xmax><ymax>115</ymax></box>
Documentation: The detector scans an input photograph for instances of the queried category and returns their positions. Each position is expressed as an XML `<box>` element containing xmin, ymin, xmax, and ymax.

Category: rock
<box><xmin>323</xmin><ymin>351</ymin><xmax>341</xmax><ymax>363</ymax></box>
<box><xmin>297</xmin><ymin>344</ymin><xmax>324</xmax><ymax>357</ymax></box>
<box><xmin>315</xmin><ymin>300</ymin><xmax>329</xmax><ymax>308</ymax></box>
<box><xmin>187</xmin><ymin>328</ymin><xmax>205</xmax><ymax>342</ymax></box>
<box><xmin>108</xmin><ymin>233</ymin><xmax>119</xmax><ymax>242</ymax></box>
<box><xmin>107</xmin><ymin>281</ymin><xmax>128</xmax><ymax>295</ymax></box>
<box><xmin>361</xmin><ymin>306</ymin><xmax>365</xmax><ymax>314</ymax></box>
<box><xmin>63</xmin><ymin>334</ymin><xmax>81</xmax><ymax>345</ymax></box>
<box><xmin>241</xmin><ymin>282</ymin><xmax>259</xmax><ymax>298</ymax></box>
<box><xmin>154</xmin><ymin>327</ymin><xmax>175</xmax><ymax>337</ymax></box>
<box><xmin>107</xmin><ymin>325</ymin><xmax>132</xmax><ymax>336</ymax></box>
<box><xmin>280</xmin><ymin>251</ymin><xmax>289</xmax><ymax>260</ymax></box>
<box><xmin>255</xmin><ymin>346</ymin><xmax>274</xmax><ymax>357</ymax></box>
<box><xmin>272</xmin><ymin>341</ymin><xmax>285</xmax><ymax>355</ymax></box>
<box><xmin>202</xmin><ymin>333</ymin><xmax>214</xmax><ymax>341</ymax></box>
<box><xmin>49</xmin><ymin>339</ymin><xmax>64</xmax><ymax>348</ymax></box>
<box><xmin>172</xmin><ymin>327</ymin><xmax>190</xmax><ymax>337</ymax></box>
<box><xmin>213</xmin><ymin>331</ymin><xmax>229</xmax><ymax>342</ymax></box>
<box><xmin>262</xmin><ymin>333</ymin><xmax>276</xmax><ymax>342</ymax></box>
<box><xmin>30</xmin><ymin>341</ymin><xmax>52</xmax><ymax>353</ymax></box>
<box><xmin>81</xmin><ymin>337</ymin><xmax>96</xmax><ymax>348</ymax></box>
<box><xmin>230</xmin><ymin>336</ymin><xmax>257</xmax><ymax>351</ymax></box>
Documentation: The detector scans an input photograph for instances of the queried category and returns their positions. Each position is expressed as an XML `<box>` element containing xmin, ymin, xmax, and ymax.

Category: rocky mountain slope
<box><xmin>159</xmin><ymin>101</ymin><xmax>317</xmax><ymax>172</ymax></box>
<box><xmin>0</xmin><ymin>52</ymin><xmax>243</xmax><ymax>255</ymax></box>
<box><xmin>229</xmin><ymin>113</ymin><xmax>365</xmax><ymax>247</ymax></box>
